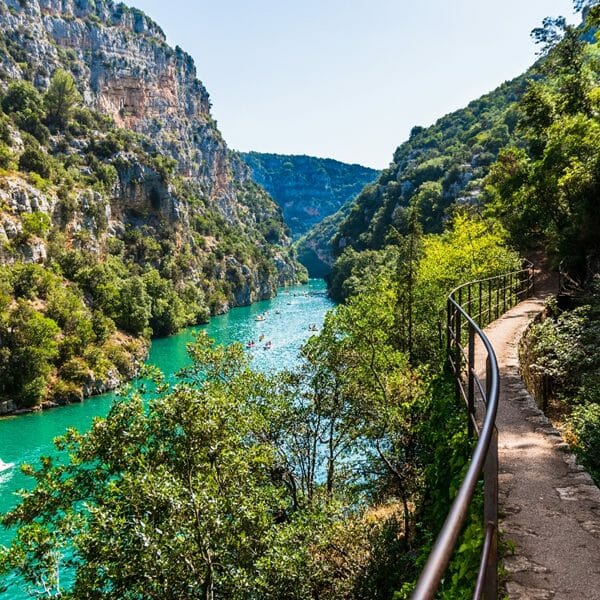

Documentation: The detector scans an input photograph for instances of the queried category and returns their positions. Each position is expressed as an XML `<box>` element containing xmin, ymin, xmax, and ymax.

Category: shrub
<box><xmin>59</xmin><ymin>356</ymin><xmax>91</xmax><ymax>385</ymax></box>
<box><xmin>570</xmin><ymin>403</ymin><xmax>600</xmax><ymax>482</ymax></box>
<box><xmin>14</xmin><ymin>112</ymin><xmax>49</xmax><ymax>144</ymax></box>
<box><xmin>93</xmin><ymin>162</ymin><xmax>118</xmax><ymax>190</ymax></box>
<box><xmin>0</xmin><ymin>142</ymin><xmax>14</xmax><ymax>169</ymax></box>
<box><xmin>91</xmin><ymin>310</ymin><xmax>116</xmax><ymax>344</ymax></box>
<box><xmin>0</xmin><ymin>115</ymin><xmax>12</xmax><ymax>144</ymax></box>
<box><xmin>19</xmin><ymin>144</ymin><xmax>51</xmax><ymax>178</ymax></box>
<box><xmin>51</xmin><ymin>379</ymin><xmax>84</xmax><ymax>404</ymax></box>
<box><xmin>103</xmin><ymin>341</ymin><xmax>134</xmax><ymax>376</ymax></box>
<box><xmin>21</xmin><ymin>211</ymin><xmax>51</xmax><ymax>239</ymax></box>
<box><xmin>2</xmin><ymin>81</ymin><xmax>43</xmax><ymax>117</ymax></box>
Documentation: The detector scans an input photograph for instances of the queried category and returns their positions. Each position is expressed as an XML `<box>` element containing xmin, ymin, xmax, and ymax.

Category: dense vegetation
<box><xmin>489</xmin><ymin>2</ymin><xmax>600</xmax><ymax>484</ymax></box>
<box><xmin>241</xmin><ymin>152</ymin><xmax>379</xmax><ymax>239</ymax></box>
<box><xmin>0</xmin><ymin>67</ymin><xmax>301</xmax><ymax>411</ymax></box>
<box><xmin>301</xmin><ymin>66</ymin><xmax>530</xmax><ymax>290</ymax></box>
<box><xmin>1</xmin><ymin>214</ymin><xmax>519</xmax><ymax>598</ymax></box>
<box><xmin>519</xmin><ymin>283</ymin><xmax>600</xmax><ymax>482</ymax></box>
<box><xmin>321</xmin><ymin>72</ymin><xmax>529</xmax><ymax>302</ymax></box>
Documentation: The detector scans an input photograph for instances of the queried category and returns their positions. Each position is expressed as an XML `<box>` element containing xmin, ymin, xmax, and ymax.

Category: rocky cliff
<box><xmin>241</xmin><ymin>151</ymin><xmax>378</xmax><ymax>239</ymax></box>
<box><xmin>0</xmin><ymin>0</ymin><xmax>305</xmax><ymax>411</ymax></box>
<box><xmin>0</xmin><ymin>0</ymin><xmax>303</xmax><ymax>306</ymax></box>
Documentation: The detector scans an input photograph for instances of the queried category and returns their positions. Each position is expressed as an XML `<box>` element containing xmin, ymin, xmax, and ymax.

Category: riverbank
<box><xmin>0</xmin><ymin>279</ymin><xmax>334</xmax><ymax>599</ymax></box>
<box><xmin>0</xmin><ymin>333</ymin><xmax>148</xmax><ymax>418</ymax></box>
<box><xmin>0</xmin><ymin>280</ymin><xmax>326</xmax><ymax>419</ymax></box>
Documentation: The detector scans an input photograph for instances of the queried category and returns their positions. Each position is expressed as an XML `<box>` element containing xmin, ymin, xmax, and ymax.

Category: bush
<box><xmin>10</xmin><ymin>263</ymin><xmax>57</xmax><ymax>299</ymax></box>
<box><xmin>19</xmin><ymin>145</ymin><xmax>51</xmax><ymax>178</ymax></box>
<box><xmin>59</xmin><ymin>357</ymin><xmax>91</xmax><ymax>385</ymax></box>
<box><xmin>92</xmin><ymin>310</ymin><xmax>116</xmax><ymax>344</ymax></box>
<box><xmin>14</xmin><ymin>112</ymin><xmax>49</xmax><ymax>144</ymax></box>
<box><xmin>0</xmin><ymin>115</ymin><xmax>12</xmax><ymax>144</ymax></box>
<box><xmin>2</xmin><ymin>81</ymin><xmax>43</xmax><ymax>117</ymax></box>
<box><xmin>21</xmin><ymin>211</ymin><xmax>51</xmax><ymax>239</ymax></box>
<box><xmin>51</xmin><ymin>379</ymin><xmax>84</xmax><ymax>404</ymax></box>
<box><xmin>570</xmin><ymin>403</ymin><xmax>600</xmax><ymax>482</ymax></box>
<box><xmin>103</xmin><ymin>341</ymin><xmax>134</xmax><ymax>376</ymax></box>
<box><xmin>0</xmin><ymin>142</ymin><xmax>14</xmax><ymax>169</ymax></box>
<box><xmin>93</xmin><ymin>161</ymin><xmax>118</xmax><ymax>190</ymax></box>
<box><xmin>2</xmin><ymin>82</ymin><xmax>48</xmax><ymax>143</ymax></box>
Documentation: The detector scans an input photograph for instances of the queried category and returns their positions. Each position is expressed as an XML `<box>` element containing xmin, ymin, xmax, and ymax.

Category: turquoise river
<box><xmin>0</xmin><ymin>279</ymin><xmax>334</xmax><ymax>599</ymax></box>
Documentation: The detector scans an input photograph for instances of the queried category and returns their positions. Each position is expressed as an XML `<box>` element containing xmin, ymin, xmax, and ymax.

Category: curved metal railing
<box><xmin>411</xmin><ymin>261</ymin><xmax>534</xmax><ymax>600</ymax></box>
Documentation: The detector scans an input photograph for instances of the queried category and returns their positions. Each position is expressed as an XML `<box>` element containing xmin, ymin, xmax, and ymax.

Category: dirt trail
<box><xmin>479</xmin><ymin>263</ymin><xmax>600</xmax><ymax>599</ymax></box>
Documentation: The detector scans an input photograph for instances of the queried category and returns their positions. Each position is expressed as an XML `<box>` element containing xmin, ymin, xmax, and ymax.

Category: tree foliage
<box><xmin>486</xmin><ymin>6</ymin><xmax>600</xmax><ymax>277</ymax></box>
<box><xmin>1</xmin><ymin>266</ymin><xmax>472</xmax><ymax>599</ymax></box>
<box><xmin>44</xmin><ymin>70</ymin><xmax>81</xmax><ymax>130</ymax></box>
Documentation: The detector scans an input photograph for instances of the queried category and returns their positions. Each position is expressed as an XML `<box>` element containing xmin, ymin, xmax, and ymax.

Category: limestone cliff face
<box><xmin>0</xmin><ymin>0</ymin><xmax>303</xmax><ymax>310</ymax></box>
<box><xmin>1</xmin><ymin>0</ymin><xmax>243</xmax><ymax>217</ymax></box>
<box><xmin>241</xmin><ymin>152</ymin><xmax>379</xmax><ymax>239</ymax></box>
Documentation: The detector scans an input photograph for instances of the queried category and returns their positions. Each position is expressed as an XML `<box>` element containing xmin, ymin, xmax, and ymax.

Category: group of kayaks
<box><xmin>246</xmin><ymin>335</ymin><xmax>272</xmax><ymax>350</ymax></box>
<box><xmin>248</xmin><ymin>297</ymin><xmax>319</xmax><ymax>351</ymax></box>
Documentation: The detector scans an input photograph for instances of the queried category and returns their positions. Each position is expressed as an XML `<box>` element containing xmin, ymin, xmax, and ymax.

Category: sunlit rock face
<box><xmin>0</xmin><ymin>0</ymin><xmax>304</xmax><ymax>305</ymax></box>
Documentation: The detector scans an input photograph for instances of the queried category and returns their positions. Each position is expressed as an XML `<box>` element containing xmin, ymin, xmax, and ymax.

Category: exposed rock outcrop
<box><xmin>0</xmin><ymin>0</ymin><xmax>303</xmax><ymax>304</ymax></box>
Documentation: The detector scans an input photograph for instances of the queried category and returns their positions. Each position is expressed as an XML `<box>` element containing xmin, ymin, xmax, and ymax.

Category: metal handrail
<box><xmin>411</xmin><ymin>260</ymin><xmax>534</xmax><ymax>600</ymax></box>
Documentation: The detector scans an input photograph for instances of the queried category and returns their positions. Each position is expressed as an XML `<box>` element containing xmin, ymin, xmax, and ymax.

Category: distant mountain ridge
<box><xmin>241</xmin><ymin>152</ymin><xmax>379</xmax><ymax>239</ymax></box>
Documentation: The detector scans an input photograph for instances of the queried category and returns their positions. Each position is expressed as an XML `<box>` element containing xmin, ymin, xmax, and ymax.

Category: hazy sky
<box><xmin>129</xmin><ymin>0</ymin><xmax>579</xmax><ymax>169</ymax></box>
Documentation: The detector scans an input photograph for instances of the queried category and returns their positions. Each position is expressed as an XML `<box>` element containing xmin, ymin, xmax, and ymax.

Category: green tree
<box><xmin>142</xmin><ymin>268</ymin><xmax>186</xmax><ymax>336</ymax></box>
<box><xmin>18</xmin><ymin>142</ymin><xmax>51</xmax><ymax>179</ymax></box>
<box><xmin>2</xmin><ymin>81</ymin><xmax>44</xmax><ymax>118</ymax></box>
<box><xmin>0</xmin><ymin>334</ymin><xmax>359</xmax><ymax>599</ymax></box>
<box><xmin>44</xmin><ymin>70</ymin><xmax>81</xmax><ymax>130</ymax></box>
<box><xmin>2</xmin><ymin>301</ymin><xmax>60</xmax><ymax>406</ymax></box>
<box><xmin>116</xmin><ymin>276</ymin><xmax>151</xmax><ymax>336</ymax></box>
<box><xmin>2</xmin><ymin>81</ymin><xmax>49</xmax><ymax>143</ymax></box>
<box><xmin>487</xmin><ymin>11</ymin><xmax>600</xmax><ymax>276</ymax></box>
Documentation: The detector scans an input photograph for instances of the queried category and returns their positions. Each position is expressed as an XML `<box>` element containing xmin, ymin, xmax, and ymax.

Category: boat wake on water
<box><xmin>0</xmin><ymin>459</ymin><xmax>15</xmax><ymax>472</ymax></box>
<box><xmin>0</xmin><ymin>459</ymin><xmax>15</xmax><ymax>485</ymax></box>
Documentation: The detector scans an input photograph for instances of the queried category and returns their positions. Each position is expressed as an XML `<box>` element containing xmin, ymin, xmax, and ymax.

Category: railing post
<box><xmin>484</xmin><ymin>357</ymin><xmax>498</xmax><ymax>600</ymax></box>
<box><xmin>478</xmin><ymin>280</ymin><xmax>483</xmax><ymax>325</ymax></box>
<box><xmin>468</xmin><ymin>284</ymin><xmax>472</xmax><ymax>318</ymax></box>
<box><xmin>446</xmin><ymin>298</ymin><xmax>452</xmax><ymax>360</ymax></box>
<box><xmin>495</xmin><ymin>279</ymin><xmax>500</xmax><ymax>321</ymax></box>
<box><xmin>467</xmin><ymin>323</ymin><xmax>475</xmax><ymax>438</ymax></box>
<box><xmin>502</xmin><ymin>274</ymin><xmax>507</xmax><ymax>315</ymax></box>
<box><xmin>488</xmin><ymin>279</ymin><xmax>492</xmax><ymax>325</ymax></box>
<box><xmin>455</xmin><ymin>289</ymin><xmax>462</xmax><ymax>401</ymax></box>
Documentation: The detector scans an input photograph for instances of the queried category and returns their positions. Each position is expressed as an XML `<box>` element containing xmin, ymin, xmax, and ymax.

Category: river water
<box><xmin>0</xmin><ymin>279</ymin><xmax>334</xmax><ymax>599</ymax></box>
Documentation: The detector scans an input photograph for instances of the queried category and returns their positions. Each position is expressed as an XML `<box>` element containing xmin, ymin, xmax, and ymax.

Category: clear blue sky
<box><xmin>129</xmin><ymin>0</ymin><xmax>579</xmax><ymax>169</ymax></box>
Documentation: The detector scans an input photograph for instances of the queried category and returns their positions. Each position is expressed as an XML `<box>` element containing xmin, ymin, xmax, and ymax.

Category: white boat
<box><xmin>255</xmin><ymin>314</ymin><xmax>265</xmax><ymax>321</ymax></box>
<box><xmin>0</xmin><ymin>459</ymin><xmax>14</xmax><ymax>472</ymax></box>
